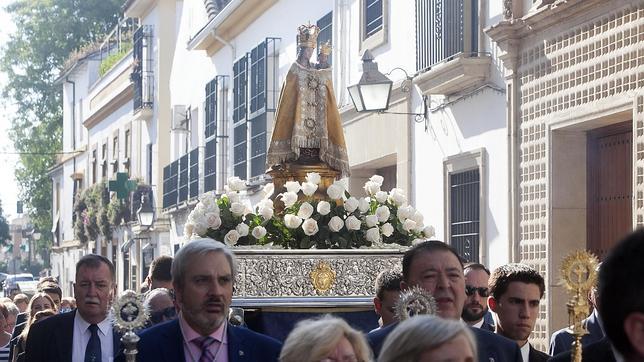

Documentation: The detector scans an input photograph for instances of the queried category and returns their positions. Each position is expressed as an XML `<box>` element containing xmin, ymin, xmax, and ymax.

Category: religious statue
<box><xmin>266</xmin><ymin>24</ymin><xmax>350</xmax><ymax>178</ymax></box>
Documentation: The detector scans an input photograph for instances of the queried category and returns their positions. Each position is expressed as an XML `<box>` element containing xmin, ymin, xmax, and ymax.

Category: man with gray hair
<box><xmin>143</xmin><ymin>288</ymin><xmax>176</xmax><ymax>326</ymax></box>
<box><xmin>138</xmin><ymin>238</ymin><xmax>282</xmax><ymax>361</ymax></box>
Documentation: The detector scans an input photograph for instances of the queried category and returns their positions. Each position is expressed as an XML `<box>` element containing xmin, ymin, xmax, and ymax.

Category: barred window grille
<box><xmin>450</xmin><ymin>169</ymin><xmax>480</xmax><ymax>263</ymax></box>
<box><xmin>249</xmin><ymin>113</ymin><xmax>267</xmax><ymax>177</ymax></box>
<box><xmin>203</xmin><ymin>139</ymin><xmax>216</xmax><ymax>193</ymax></box>
<box><xmin>189</xmin><ymin>147</ymin><xmax>200</xmax><ymax>198</ymax></box>
<box><xmin>233</xmin><ymin>55</ymin><xmax>248</xmax><ymax>179</ymax></box>
<box><xmin>365</xmin><ymin>0</ymin><xmax>383</xmax><ymax>38</ymax></box>
<box><xmin>204</xmin><ymin>78</ymin><xmax>217</xmax><ymax>139</ymax></box>
<box><xmin>162</xmin><ymin>161</ymin><xmax>178</xmax><ymax>208</ymax></box>
<box><xmin>133</xmin><ymin>25</ymin><xmax>154</xmax><ymax>111</ymax></box>
<box><xmin>415</xmin><ymin>0</ymin><xmax>478</xmax><ymax>72</ymax></box>
<box><xmin>178</xmin><ymin>154</ymin><xmax>189</xmax><ymax>203</ymax></box>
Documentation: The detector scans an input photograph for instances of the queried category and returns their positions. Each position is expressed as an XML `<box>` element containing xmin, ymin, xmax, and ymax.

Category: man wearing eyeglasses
<box><xmin>488</xmin><ymin>263</ymin><xmax>549</xmax><ymax>362</ymax></box>
<box><xmin>462</xmin><ymin>263</ymin><xmax>495</xmax><ymax>331</ymax></box>
<box><xmin>144</xmin><ymin>288</ymin><xmax>177</xmax><ymax>326</ymax></box>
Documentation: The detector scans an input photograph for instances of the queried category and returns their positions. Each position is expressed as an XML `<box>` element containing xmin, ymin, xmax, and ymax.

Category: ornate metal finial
<box><xmin>560</xmin><ymin>251</ymin><xmax>599</xmax><ymax>362</ymax></box>
<box><xmin>394</xmin><ymin>286</ymin><xmax>438</xmax><ymax>321</ymax></box>
<box><xmin>296</xmin><ymin>23</ymin><xmax>320</xmax><ymax>48</ymax></box>
<box><xmin>310</xmin><ymin>261</ymin><xmax>336</xmax><ymax>294</ymax></box>
<box><xmin>112</xmin><ymin>290</ymin><xmax>149</xmax><ymax>362</ymax></box>
<box><xmin>503</xmin><ymin>0</ymin><xmax>513</xmax><ymax>20</ymax></box>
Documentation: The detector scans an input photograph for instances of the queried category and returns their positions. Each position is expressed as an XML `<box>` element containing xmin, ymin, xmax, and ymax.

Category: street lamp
<box><xmin>137</xmin><ymin>192</ymin><xmax>154</xmax><ymax>228</ymax></box>
<box><xmin>348</xmin><ymin>49</ymin><xmax>429</xmax><ymax>130</ymax></box>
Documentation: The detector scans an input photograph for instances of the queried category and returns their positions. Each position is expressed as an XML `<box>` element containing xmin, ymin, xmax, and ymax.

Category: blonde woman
<box><xmin>11</xmin><ymin>293</ymin><xmax>55</xmax><ymax>362</ymax></box>
<box><xmin>280</xmin><ymin>315</ymin><xmax>372</xmax><ymax>362</ymax></box>
<box><xmin>378</xmin><ymin>315</ymin><xmax>477</xmax><ymax>362</ymax></box>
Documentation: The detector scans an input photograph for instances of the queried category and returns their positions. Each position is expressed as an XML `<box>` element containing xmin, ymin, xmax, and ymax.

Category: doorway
<box><xmin>587</xmin><ymin>121</ymin><xmax>632</xmax><ymax>260</ymax></box>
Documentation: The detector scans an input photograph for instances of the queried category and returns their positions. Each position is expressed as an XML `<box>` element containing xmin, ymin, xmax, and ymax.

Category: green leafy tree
<box><xmin>0</xmin><ymin>200</ymin><xmax>10</xmax><ymax>246</ymax></box>
<box><xmin>0</xmin><ymin>0</ymin><xmax>123</xmax><ymax>265</ymax></box>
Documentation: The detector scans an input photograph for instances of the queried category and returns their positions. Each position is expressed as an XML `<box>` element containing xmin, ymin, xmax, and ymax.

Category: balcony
<box><xmin>132</xmin><ymin>25</ymin><xmax>154</xmax><ymax>119</ymax></box>
<box><xmin>414</xmin><ymin>54</ymin><xmax>492</xmax><ymax>96</ymax></box>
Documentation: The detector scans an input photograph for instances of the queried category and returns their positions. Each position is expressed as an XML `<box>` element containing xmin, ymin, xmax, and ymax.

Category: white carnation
<box><xmin>358</xmin><ymin>197</ymin><xmax>371</xmax><ymax>213</ymax></box>
<box><xmin>344</xmin><ymin>197</ymin><xmax>359</xmax><ymax>213</ymax></box>
<box><xmin>284</xmin><ymin>214</ymin><xmax>303</xmax><ymax>229</ymax></box>
<box><xmin>297</xmin><ymin>202</ymin><xmax>314</xmax><ymax>219</ymax></box>
<box><xmin>301</xmin><ymin>182</ymin><xmax>318</xmax><ymax>196</ymax></box>
<box><xmin>327</xmin><ymin>184</ymin><xmax>344</xmax><ymax>200</ymax></box>
<box><xmin>345</xmin><ymin>215</ymin><xmax>361</xmax><ymax>231</ymax></box>
<box><xmin>381</xmin><ymin>223</ymin><xmax>394</xmax><ymax>237</ymax></box>
<box><xmin>369</xmin><ymin>175</ymin><xmax>384</xmax><ymax>186</ymax></box>
<box><xmin>365</xmin><ymin>227</ymin><xmax>381</xmax><ymax>243</ymax></box>
<box><xmin>328</xmin><ymin>216</ymin><xmax>344</xmax><ymax>232</ymax></box>
<box><xmin>317</xmin><ymin>201</ymin><xmax>331</xmax><ymax>216</ymax></box>
<box><xmin>306</xmin><ymin>172</ymin><xmax>321</xmax><ymax>185</ymax></box>
<box><xmin>230</xmin><ymin>202</ymin><xmax>246</xmax><ymax>217</ymax></box>
<box><xmin>285</xmin><ymin>181</ymin><xmax>301</xmax><ymax>194</ymax></box>
<box><xmin>224</xmin><ymin>230</ymin><xmax>240</xmax><ymax>245</ymax></box>
<box><xmin>365</xmin><ymin>214</ymin><xmax>379</xmax><ymax>228</ymax></box>
<box><xmin>388</xmin><ymin>188</ymin><xmax>407</xmax><ymax>206</ymax></box>
<box><xmin>251</xmin><ymin>226</ymin><xmax>267</xmax><ymax>239</ymax></box>
<box><xmin>280</xmin><ymin>192</ymin><xmax>298</xmax><ymax>208</ymax></box>
<box><xmin>375</xmin><ymin>191</ymin><xmax>388</xmax><ymax>204</ymax></box>
<box><xmin>302</xmin><ymin>218</ymin><xmax>319</xmax><ymax>236</ymax></box>
<box><xmin>363</xmin><ymin>181</ymin><xmax>380</xmax><ymax>196</ymax></box>
<box><xmin>235</xmin><ymin>223</ymin><xmax>249</xmax><ymax>237</ymax></box>
<box><xmin>375</xmin><ymin>205</ymin><xmax>391</xmax><ymax>223</ymax></box>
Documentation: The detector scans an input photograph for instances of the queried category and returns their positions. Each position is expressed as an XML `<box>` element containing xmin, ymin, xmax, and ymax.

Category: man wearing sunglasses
<box><xmin>144</xmin><ymin>288</ymin><xmax>177</xmax><ymax>326</ymax></box>
<box><xmin>462</xmin><ymin>263</ymin><xmax>495</xmax><ymax>331</ymax></box>
<box><xmin>488</xmin><ymin>263</ymin><xmax>549</xmax><ymax>362</ymax></box>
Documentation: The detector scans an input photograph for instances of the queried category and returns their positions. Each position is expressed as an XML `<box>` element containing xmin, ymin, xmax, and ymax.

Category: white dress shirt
<box><xmin>72</xmin><ymin>311</ymin><xmax>114</xmax><ymax>362</ymax></box>
<box><xmin>472</xmin><ymin>319</ymin><xmax>484</xmax><ymax>329</ymax></box>
<box><xmin>520</xmin><ymin>342</ymin><xmax>530</xmax><ymax>362</ymax></box>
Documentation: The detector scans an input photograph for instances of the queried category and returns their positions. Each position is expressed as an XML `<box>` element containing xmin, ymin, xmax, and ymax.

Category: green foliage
<box><xmin>0</xmin><ymin>0</ymin><xmax>123</xmax><ymax>262</ymax></box>
<box><xmin>74</xmin><ymin>182</ymin><xmax>132</xmax><ymax>243</ymax></box>
<box><xmin>98</xmin><ymin>42</ymin><xmax>132</xmax><ymax>76</ymax></box>
<box><xmin>0</xmin><ymin>201</ymin><xmax>10</xmax><ymax>246</ymax></box>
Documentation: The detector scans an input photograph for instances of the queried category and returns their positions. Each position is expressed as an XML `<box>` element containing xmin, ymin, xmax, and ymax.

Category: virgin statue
<box><xmin>266</xmin><ymin>24</ymin><xmax>350</xmax><ymax>177</ymax></box>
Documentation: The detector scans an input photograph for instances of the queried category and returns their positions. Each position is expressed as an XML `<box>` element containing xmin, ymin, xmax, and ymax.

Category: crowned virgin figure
<box><xmin>266</xmin><ymin>24</ymin><xmax>350</xmax><ymax>178</ymax></box>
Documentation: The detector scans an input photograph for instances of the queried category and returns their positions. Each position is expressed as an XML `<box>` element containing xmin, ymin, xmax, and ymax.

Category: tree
<box><xmin>0</xmin><ymin>0</ymin><xmax>123</xmax><ymax>265</ymax></box>
<box><xmin>0</xmin><ymin>200</ymin><xmax>10</xmax><ymax>246</ymax></box>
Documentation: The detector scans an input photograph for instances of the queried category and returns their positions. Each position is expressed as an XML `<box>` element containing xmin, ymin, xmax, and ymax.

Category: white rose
<box><xmin>345</xmin><ymin>215</ymin><xmax>361</xmax><ymax>231</ymax></box>
<box><xmin>206</xmin><ymin>213</ymin><xmax>222</xmax><ymax>230</ymax></box>
<box><xmin>199</xmin><ymin>192</ymin><xmax>217</xmax><ymax>209</ymax></box>
<box><xmin>403</xmin><ymin>219</ymin><xmax>417</xmax><ymax>232</ymax></box>
<box><xmin>224</xmin><ymin>229</ymin><xmax>240</xmax><ymax>245</ymax></box>
<box><xmin>397</xmin><ymin>205</ymin><xmax>414</xmax><ymax>221</ymax></box>
<box><xmin>235</xmin><ymin>223</ymin><xmax>249</xmax><ymax>237</ymax></box>
<box><xmin>381</xmin><ymin>223</ymin><xmax>394</xmax><ymax>237</ymax></box>
<box><xmin>365</xmin><ymin>214</ymin><xmax>379</xmax><ymax>228</ymax></box>
<box><xmin>375</xmin><ymin>191</ymin><xmax>388</xmax><ymax>204</ymax></box>
<box><xmin>344</xmin><ymin>197</ymin><xmax>359</xmax><ymax>213</ymax></box>
<box><xmin>302</xmin><ymin>218</ymin><xmax>319</xmax><ymax>236</ymax></box>
<box><xmin>284</xmin><ymin>214</ymin><xmax>303</xmax><ymax>229</ymax></box>
<box><xmin>423</xmin><ymin>225</ymin><xmax>435</xmax><ymax>238</ymax></box>
<box><xmin>375</xmin><ymin>206</ymin><xmax>391</xmax><ymax>223</ymax></box>
<box><xmin>262</xmin><ymin>183</ymin><xmax>274</xmax><ymax>198</ymax></box>
<box><xmin>297</xmin><ymin>202</ymin><xmax>314</xmax><ymax>219</ymax></box>
<box><xmin>388</xmin><ymin>188</ymin><xmax>407</xmax><ymax>206</ymax></box>
<box><xmin>365</xmin><ymin>227</ymin><xmax>381</xmax><ymax>243</ymax></box>
<box><xmin>363</xmin><ymin>181</ymin><xmax>380</xmax><ymax>196</ymax></box>
<box><xmin>280</xmin><ymin>192</ymin><xmax>298</xmax><ymax>208</ymax></box>
<box><xmin>328</xmin><ymin>216</ymin><xmax>344</xmax><ymax>232</ymax></box>
<box><xmin>230</xmin><ymin>202</ymin><xmax>246</xmax><ymax>217</ymax></box>
<box><xmin>412</xmin><ymin>210</ymin><xmax>424</xmax><ymax>225</ymax></box>
<box><xmin>259</xmin><ymin>206</ymin><xmax>274</xmax><ymax>220</ymax></box>
<box><xmin>358</xmin><ymin>197</ymin><xmax>371</xmax><ymax>213</ymax></box>
<box><xmin>317</xmin><ymin>201</ymin><xmax>331</xmax><ymax>216</ymax></box>
<box><xmin>301</xmin><ymin>182</ymin><xmax>318</xmax><ymax>196</ymax></box>
<box><xmin>306</xmin><ymin>172</ymin><xmax>321</xmax><ymax>185</ymax></box>
<box><xmin>285</xmin><ymin>181</ymin><xmax>301</xmax><ymax>194</ymax></box>
<box><xmin>251</xmin><ymin>226</ymin><xmax>267</xmax><ymax>239</ymax></box>
<box><xmin>369</xmin><ymin>175</ymin><xmax>384</xmax><ymax>186</ymax></box>
<box><xmin>258</xmin><ymin>199</ymin><xmax>274</xmax><ymax>209</ymax></box>
<box><xmin>227</xmin><ymin>176</ymin><xmax>246</xmax><ymax>191</ymax></box>
<box><xmin>327</xmin><ymin>184</ymin><xmax>344</xmax><ymax>200</ymax></box>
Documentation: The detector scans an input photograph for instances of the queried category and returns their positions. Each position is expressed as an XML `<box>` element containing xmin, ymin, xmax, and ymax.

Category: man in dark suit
<box><xmin>137</xmin><ymin>239</ymin><xmax>281</xmax><ymax>362</ymax></box>
<box><xmin>25</xmin><ymin>254</ymin><xmax>123</xmax><ymax>362</ymax></box>
<box><xmin>462</xmin><ymin>263</ymin><xmax>495</xmax><ymax>332</ymax></box>
<box><xmin>488</xmin><ymin>264</ymin><xmax>549</xmax><ymax>362</ymax></box>
<box><xmin>367</xmin><ymin>240</ymin><xmax>521</xmax><ymax>362</ymax></box>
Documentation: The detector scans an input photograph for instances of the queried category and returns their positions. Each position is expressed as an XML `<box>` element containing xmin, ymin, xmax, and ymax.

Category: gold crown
<box><xmin>297</xmin><ymin>23</ymin><xmax>320</xmax><ymax>48</ymax></box>
<box><xmin>319</xmin><ymin>41</ymin><xmax>332</xmax><ymax>56</ymax></box>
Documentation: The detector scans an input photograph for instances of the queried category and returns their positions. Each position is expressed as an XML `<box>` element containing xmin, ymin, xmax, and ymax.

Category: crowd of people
<box><xmin>1</xmin><ymin>228</ymin><xmax>643</xmax><ymax>361</ymax></box>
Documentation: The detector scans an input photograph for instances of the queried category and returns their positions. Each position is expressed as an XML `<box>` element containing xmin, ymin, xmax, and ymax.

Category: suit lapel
<box><xmin>56</xmin><ymin>312</ymin><xmax>75</xmax><ymax>362</ymax></box>
<box><xmin>227</xmin><ymin>324</ymin><xmax>246</xmax><ymax>362</ymax></box>
<box><xmin>162</xmin><ymin>319</ymin><xmax>185</xmax><ymax>362</ymax></box>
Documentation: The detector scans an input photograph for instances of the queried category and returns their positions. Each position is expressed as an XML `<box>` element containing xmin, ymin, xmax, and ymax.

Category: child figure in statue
<box><xmin>266</xmin><ymin>24</ymin><xmax>350</xmax><ymax>177</ymax></box>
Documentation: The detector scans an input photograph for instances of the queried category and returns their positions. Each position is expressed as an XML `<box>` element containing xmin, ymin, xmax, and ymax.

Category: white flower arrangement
<box><xmin>184</xmin><ymin>172</ymin><xmax>433</xmax><ymax>248</ymax></box>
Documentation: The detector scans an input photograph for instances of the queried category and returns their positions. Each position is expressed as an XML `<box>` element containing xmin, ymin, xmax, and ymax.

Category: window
<box><xmin>233</xmin><ymin>55</ymin><xmax>248</xmax><ymax>180</ymax></box>
<box><xmin>361</xmin><ymin>0</ymin><xmax>388</xmax><ymax>50</ymax></box>
<box><xmin>101</xmin><ymin>142</ymin><xmax>108</xmax><ymax>179</ymax></box>
<box><xmin>317</xmin><ymin>11</ymin><xmax>333</xmax><ymax>66</ymax></box>
<box><xmin>162</xmin><ymin>160</ymin><xmax>178</xmax><ymax>208</ymax></box>
<box><xmin>112</xmin><ymin>135</ymin><xmax>119</xmax><ymax>174</ymax></box>
<box><xmin>133</xmin><ymin>25</ymin><xmax>154</xmax><ymax>111</ymax></box>
<box><xmin>124</xmin><ymin>129</ymin><xmax>131</xmax><ymax>174</ymax></box>
<box><xmin>204</xmin><ymin>139</ymin><xmax>216</xmax><ymax>193</ymax></box>
<box><xmin>147</xmin><ymin>143</ymin><xmax>153</xmax><ymax>185</ymax></box>
<box><xmin>178</xmin><ymin>154</ymin><xmax>189</xmax><ymax>203</ymax></box>
<box><xmin>249</xmin><ymin>42</ymin><xmax>266</xmax><ymax>116</ymax></box>
<box><xmin>189</xmin><ymin>147</ymin><xmax>199</xmax><ymax>198</ymax></box>
<box><xmin>205</xmin><ymin>78</ymin><xmax>217</xmax><ymax>139</ymax></box>
<box><xmin>444</xmin><ymin>149</ymin><xmax>485</xmax><ymax>263</ymax></box>
<box><xmin>415</xmin><ymin>0</ymin><xmax>478</xmax><ymax>71</ymax></box>
<box><xmin>91</xmin><ymin>148</ymin><xmax>98</xmax><ymax>184</ymax></box>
